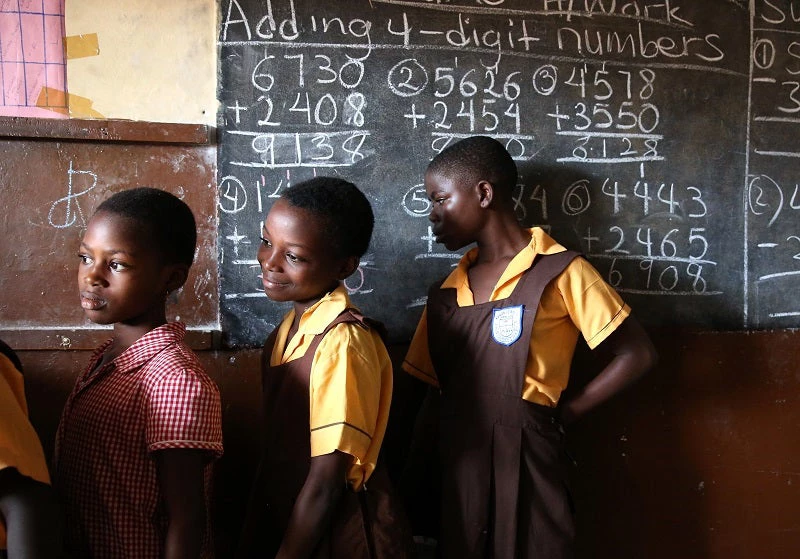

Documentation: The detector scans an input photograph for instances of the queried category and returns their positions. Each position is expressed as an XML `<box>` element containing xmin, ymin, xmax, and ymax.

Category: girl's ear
<box><xmin>477</xmin><ymin>180</ymin><xmax>494</xmax><ymax>208</ymax></box>
<box><xmin>337</xmin><ymin>255</ymin><xmax>360</xmax><ymax>280</ymax></box>
<box><xmin>165</xmin><ymin>264</ymin><xmax>190</xmax><ymax>296</ymax></box>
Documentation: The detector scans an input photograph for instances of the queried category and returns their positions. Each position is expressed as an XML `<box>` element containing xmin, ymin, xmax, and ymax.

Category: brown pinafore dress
<box><xmin>427</xmin><ymin>251</ymin><xmax>579</xmax><ymax>559</ymax></box>
<box><xmin>237</xmin><ymin>309</ymin><xmax>413</xmax><ymax>559</ymax></box>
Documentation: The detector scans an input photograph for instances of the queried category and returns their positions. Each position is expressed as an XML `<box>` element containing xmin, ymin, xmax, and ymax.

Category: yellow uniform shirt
<box><xmin>269</xmin><ymin>285</ymin><xmax>392</xmax><ymax>490</ymax></box>
<box><xmin>403</xmin><ymin>228</ymin><xmax>630</xmax><ymax>407</ymax></box>
<box><xmin>0</xmin><ymin>353</ymin><xmax>51</xmax><ymax>548</ymax></box>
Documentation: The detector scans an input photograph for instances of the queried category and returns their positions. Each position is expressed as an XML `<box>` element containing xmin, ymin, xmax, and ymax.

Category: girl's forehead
<box><xmin>266</xmin><ymin>199</ymin><xmax>323</xmax><ymax>226</ymax></box>
<box><xmin>86</xmin><ymin>211</ymin><xmax>138</xmax><ymax>236</ymax></box>
<box><xmin>265</xmin><ymin>200</ymin><xmax>329</xmax><ymax>244</ymax></box>
<box><xmin>83</xmin><ymin>212</ymin><xmax>150</xmax><ymax>251</ymax></box>
<box><xmin>425</xmin><ymin>170</ymin><xmax>461</xmax><ymax>191</ymax></box>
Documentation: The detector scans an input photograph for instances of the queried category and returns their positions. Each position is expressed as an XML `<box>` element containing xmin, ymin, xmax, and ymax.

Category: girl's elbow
<box><xmin>637</xmin><ymin>339</ymin><xmax>659</xmax><ymax>375</ymax></box>
<box><xmin>627</xmin><ymin>317</ymin><xmax>658</xmax><ymax>375</ymax></box>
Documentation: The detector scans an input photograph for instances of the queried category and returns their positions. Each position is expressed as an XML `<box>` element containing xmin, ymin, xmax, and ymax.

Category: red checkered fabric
<box><xmin>54</xmin><ymin>322</ymin><xmax>223</xmax><ymax>558</ymax></box>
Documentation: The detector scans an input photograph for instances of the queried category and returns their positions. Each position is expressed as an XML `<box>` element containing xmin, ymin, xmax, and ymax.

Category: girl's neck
<box><xmin>291</xmin><ymin>283</ymin><xmax>340</xmax><ymax>319</ymax></box>
<box><xmin>288</xmin><ymin>283</ymin><xmax>340</xmax><ymax>341</ymax></box>
<box><xmin>100</xmin><ymin>338</ymin><xmax>127</xmax><ymax>365</ymax></box>
<box><xmin>475</xmin><ymin>221</ymin><xmax>531</xmax><ymax>264</ymax></box>
<box><xmin>111</xmin><ymin>318</ymin><xmax>167</xmax><ymax>358</ymax></box>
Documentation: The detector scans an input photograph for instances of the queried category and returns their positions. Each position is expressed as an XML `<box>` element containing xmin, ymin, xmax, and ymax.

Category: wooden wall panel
<box><xmin>15</xmin><ymin>329</ymin><xmax>800</xmax><ymax>558</ymax></box>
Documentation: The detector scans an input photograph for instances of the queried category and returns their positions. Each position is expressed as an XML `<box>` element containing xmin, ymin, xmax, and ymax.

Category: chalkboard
<box><xmin>217</xmin><ymin>0</ymin><xmax>800</xmax><ymax>347</ymax></box>
<box><xmin>0</xmin><ymin>117</ymin><xmax>218</xmax><ymax>350</ymax></box>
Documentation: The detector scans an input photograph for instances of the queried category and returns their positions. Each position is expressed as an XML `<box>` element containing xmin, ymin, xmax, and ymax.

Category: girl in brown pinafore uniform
<box><xmin>428</xmin><ymin>251</ymin><xmax>580</xmax><ymax>558</ymax></box>
<box><xmin>238</xmin><ymin>177</ymin><xmax>412</xmax><ymax>559</ymax></box>
<box><xmin>403</xmin><ymin>136</ymin><xmax>658</xmax><ymax>558</ymax></box>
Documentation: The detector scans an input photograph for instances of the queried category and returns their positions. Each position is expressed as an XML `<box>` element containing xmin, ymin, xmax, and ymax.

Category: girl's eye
<box><xmin>109</xmin><ymin>261</ymin><xmax>127</xmax><ymax>272</ymax></box>
<box><xmin>286</xmin><ymin>253</ymin><xmax>298</xmax><ymax>263</ymax></box>
<box><xmin>78</xmin><ymin>253</ymin><xmax>91</xmax><ymax>264</ymax></box>
<box><xmin>259</xmin><ymin>235</ymin><xmax>271</xmax><ymax>247</ymax></box>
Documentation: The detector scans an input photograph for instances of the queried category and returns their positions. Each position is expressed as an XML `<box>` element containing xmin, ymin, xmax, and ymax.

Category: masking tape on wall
<box><xmin>36</xmin><ymin>87</ymin><xmax>105</xmax><ymax>119</ymax></box>
<box><xmin>64</xmin><ymin>33</ymin><xmax>100</xmax><ymax>59</ymax></box>
<box><xmin>67</xmin><ymin>92</ymin><xmax>105</xmax><ymax>119</ymax></box>
<box><xmin>34</xmin><ymin>87</ymin><xmax>68</xmax><ymax>115</ymax></box>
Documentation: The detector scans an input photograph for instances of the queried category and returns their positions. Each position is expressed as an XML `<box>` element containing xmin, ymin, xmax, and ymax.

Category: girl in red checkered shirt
<box><xmin>54</xmin><ymin>188</ymin><xmax>223</xmax><ymax>559</ymax></box>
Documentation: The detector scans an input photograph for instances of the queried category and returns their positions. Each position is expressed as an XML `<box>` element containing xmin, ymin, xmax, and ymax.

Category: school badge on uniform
<box><xmin>491</xmin><ymin>305</ymin><xmax>524</xmax><ymax>346</ymax></box>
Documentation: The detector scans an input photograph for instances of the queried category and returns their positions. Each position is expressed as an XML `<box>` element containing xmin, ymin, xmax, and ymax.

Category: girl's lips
<box><xmin>262</xmin><ymin>277</ymin><xmax>288</xmax><ymax>290</ymax></box>
<box><xmin>80</xmin><ymin>292</ymin><xmax>107</xmax><ymax>310</ymax></box>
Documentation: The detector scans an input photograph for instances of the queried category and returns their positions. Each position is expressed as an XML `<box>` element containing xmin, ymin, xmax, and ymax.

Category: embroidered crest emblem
<box><xmin>491</xmin><ymin>305</ymin><xmax>524</xmax><ymax>346</ymax></box>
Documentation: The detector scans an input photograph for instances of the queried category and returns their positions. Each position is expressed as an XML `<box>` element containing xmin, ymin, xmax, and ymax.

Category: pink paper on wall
<box><xmin>0</xmin><ymin>0</ymin><xmax>67</xmax><ymax>118</ymax></box>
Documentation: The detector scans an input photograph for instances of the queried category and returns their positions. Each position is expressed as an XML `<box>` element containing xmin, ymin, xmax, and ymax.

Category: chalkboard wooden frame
<box><xmin>0</xmin><ymin>116</ymin><xmax>213</xmax><ymax>144</ymax></box>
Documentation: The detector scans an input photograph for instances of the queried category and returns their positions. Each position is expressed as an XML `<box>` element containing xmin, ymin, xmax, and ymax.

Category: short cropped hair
<box><xmin>427</xmin><ymin>135</ymin><xmax>518</xmax><ymax>197</ymax></box>
<box><xmin>281</xmin><ymin>177</ymin><xmax>374</xmax><ymax>258</ymax></box>
<box><xmin>95</xmin><ymin>187</ymin><xmax>197</xmax><ymax>267</ymax></box>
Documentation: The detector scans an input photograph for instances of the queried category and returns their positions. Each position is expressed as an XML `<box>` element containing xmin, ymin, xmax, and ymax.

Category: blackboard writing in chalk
<box><xmin>217</xmin><ymin>0</ymin><xmax>798</xmax><ymax>347</ymax></box>
<box><xmin>747</xmin><ymin>2</ymin><xmax>800</xmax><ymax>329</ymax></box>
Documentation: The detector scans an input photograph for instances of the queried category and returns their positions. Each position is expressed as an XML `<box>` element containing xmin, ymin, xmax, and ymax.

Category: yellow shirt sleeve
<box><xmin>0</xmin><ymin>353</ymin><xmax>51</xmax><ymax>548</ymax></box>
<box><xmin>523</xmin><ymin>256</ymin><xmax>630</xmax><ymax>405</ymax></box>
<box><xmin>553</xmin><ymin>257</ymin><xmax>630</xmax><ymax>350</ymax></box>
<box><xmin>0</xmin><ymin>355</ymin><xmax>27</xmax><ymax>415</ymax></box>
<box><xmin>309</xmin><ymin>322</ymin><xmax>393</xmax><ymax>488</ymax></box>
<box><xmin>0</xmin><ymin>354</ymin><xmax>49</xmax><ymax>481</ymax></box>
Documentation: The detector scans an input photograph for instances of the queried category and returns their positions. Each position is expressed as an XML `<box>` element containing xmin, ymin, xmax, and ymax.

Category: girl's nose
<box><xmin>259</xmin><ymin>247</ymin><xmax>279</xmax><ymax>272</ymax></box>
<box><xmin>82</xmin><ymin>264</ymin><xmax>105</xmax><ymax>286</ymax></box>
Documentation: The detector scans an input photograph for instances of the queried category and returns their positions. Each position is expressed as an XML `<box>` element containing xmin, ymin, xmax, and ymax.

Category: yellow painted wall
<box><xmin>65</xmin><ymin>0</ymin><xmax>217</xmax><ymax>125</ymax></box>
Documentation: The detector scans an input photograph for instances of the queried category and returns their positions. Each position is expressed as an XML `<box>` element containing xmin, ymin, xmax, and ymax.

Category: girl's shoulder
<box><xmin>141</xmin><ymin>342</ymin><xmax>218</xmax><ymax>389</ymax></box>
